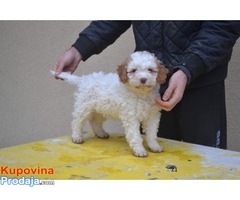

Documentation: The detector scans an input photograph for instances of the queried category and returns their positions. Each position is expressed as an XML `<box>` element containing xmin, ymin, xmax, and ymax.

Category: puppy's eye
<box><xmin>148</xmin><ymin>68</ymin><xmax>157</xmax><ymax>73</ymax></box>
<box><xmin>128</xmin><ymin>69</ymin><xmax>137</xmax><ymax>73</ymax></box>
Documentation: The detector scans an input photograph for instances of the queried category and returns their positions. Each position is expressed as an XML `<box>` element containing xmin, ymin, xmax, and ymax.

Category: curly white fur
<box><xmin>51</xmin><ymin>51</ymin><xmax>168</xmax><ymax>157</ymax></box>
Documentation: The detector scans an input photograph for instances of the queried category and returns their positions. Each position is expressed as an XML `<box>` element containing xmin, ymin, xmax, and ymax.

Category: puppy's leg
<box><xmin>122</xmin><ymin>119</ymin><xmax>148</xmax><ymax>157</ymax></box>
<box><xmin>72</xmin><ymin>108</ymin><xmax>93</xmax><ymax>144</ymax></box>
<box><xmin>143</xmin><ymin>110</ymin><xmax>163</xmax><ymax>153</ymax></box>
<box><xmin>89</xmin><ymin>112</ymin><xmax>109</xmax><ymax>139</ymax></box>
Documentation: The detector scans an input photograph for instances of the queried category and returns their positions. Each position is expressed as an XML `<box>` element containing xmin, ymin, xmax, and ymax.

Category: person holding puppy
<box><xmin>53</xmin><ymin>21</ymin><xmax>240</xmax><ymax>149</ymax></box>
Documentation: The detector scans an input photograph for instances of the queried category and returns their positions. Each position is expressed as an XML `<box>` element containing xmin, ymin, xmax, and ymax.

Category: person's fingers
<box><xmin>55</xmin><ymin>61</ymin><xmax>66</xmax><ymax>75</ymax></box>
<box><xmin>162</xmin><ymin>86</ymin><xmax>174</xmax><ymax>101</ymax></box>
<box><xmin>157</xmin><ymin>70</ymin><xmax>187</xmax><ymax>110</ymax></box>
<box><xmin>51</xmin><ymin>63</ymin><xmax>64</xmax><ymax>80</ymax></box>
<box><xmin>155</xmin><ymin>98</ymin><xmax>175</xmax><ymax>111</ymax></box>
<box><xmin>52</xmin><ymin>47</ymin><xmax>82</xmax><ymax>80</ymax></box>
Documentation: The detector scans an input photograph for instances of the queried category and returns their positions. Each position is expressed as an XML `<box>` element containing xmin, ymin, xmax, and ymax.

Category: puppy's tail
<box><xmin>50</xmin><ymin>70</ymin><xmax>81</xmax><ymax>85</ymax></box>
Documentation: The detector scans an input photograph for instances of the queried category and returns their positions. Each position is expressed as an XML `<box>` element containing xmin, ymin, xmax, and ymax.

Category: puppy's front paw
<box><xmin>133</xmin><ymin>146</ymin><xmax>148</xmax><ymax>157</ymax></box>
<box><xmin>72</xmin><ymin>135</ymin><xmax>83</xmax><ymax>144</ymax></box>
<box><xmin>149</xmin><ymin>143</ymin><xmax>163</xmax><ymax>153</ymax></box>
<box><xmin>95</xmin><ymin>132</ymin><xmax>109</xmax><ymax>139</ymax></box>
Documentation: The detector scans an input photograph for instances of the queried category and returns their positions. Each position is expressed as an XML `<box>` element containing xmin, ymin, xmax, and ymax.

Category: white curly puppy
<box><xmin>52</xmin><ymin>51</ymin><xmax>168</xmax><ymax>157</ymax></box>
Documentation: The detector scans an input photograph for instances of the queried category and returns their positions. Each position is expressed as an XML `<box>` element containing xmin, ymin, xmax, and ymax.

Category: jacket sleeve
<box><xmin>72</xmin><ymin>21</ymin><xmax>132</xmax><ymax>61</ymax></box>
<box><xmin>178</xmin><ymin>21</ymin><xmax>240</xmax><ymax>82</ymax></box>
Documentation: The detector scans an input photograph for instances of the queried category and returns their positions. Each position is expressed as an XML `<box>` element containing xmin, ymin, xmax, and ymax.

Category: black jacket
<box><xmin>72</xmin><ymin>21</ymin><xmax>240</xmax><ymax>90</ymax></box>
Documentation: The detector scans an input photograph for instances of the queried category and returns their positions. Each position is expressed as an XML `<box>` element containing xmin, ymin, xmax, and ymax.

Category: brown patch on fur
<box><xmin>156</xmin><ymin>60</ymin><xmax>169</xmax><ymax>84</ymax></box>
<box><xmin>117</xmin><ymin>58</ymin><xmax>131</xmax><ymax>83</ymax></box>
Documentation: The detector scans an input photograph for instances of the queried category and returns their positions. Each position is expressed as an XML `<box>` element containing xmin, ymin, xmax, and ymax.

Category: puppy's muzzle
<box><xmin>140</xmin><ymin>78</ymin><xmax>147</xmax><ymax>84</ymax></box>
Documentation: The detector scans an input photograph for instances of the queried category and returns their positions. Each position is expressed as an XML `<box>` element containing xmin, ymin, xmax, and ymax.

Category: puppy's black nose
<box><xmin>140</xmin><ymin>78</ymin><xmax>147</xmax><ymax>84</ymax></box>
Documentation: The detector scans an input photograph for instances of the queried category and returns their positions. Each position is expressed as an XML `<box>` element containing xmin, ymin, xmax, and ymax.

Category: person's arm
<box><xmin>176</xmin><ymin>21</ymin><xmax>240</xmax><ymax>83</ymax></box>
<box><xmin>156</xmin><ymin>21</ymin><xmax>240</xmax><ymax>111</ymax></box>
<box><xmin>72</xmin><ymin>20</ymin><xmax>131</xmax><ymax>61</ymax></box>
<box><xmin>53</xmin><ymin>21</ymin><xmax>131</xmax><ymax>76</ymax></box>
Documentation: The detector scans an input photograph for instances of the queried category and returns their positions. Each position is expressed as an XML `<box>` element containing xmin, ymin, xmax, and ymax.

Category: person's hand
<box><xmin>52</xmin><ymin>47</ymin><xmax>82</xmax><ymax>79</ymax></box>
<box><xmin>155</xmin><ymin>70</ymin><xmax>188</xmax><ymax>111</ymax></box>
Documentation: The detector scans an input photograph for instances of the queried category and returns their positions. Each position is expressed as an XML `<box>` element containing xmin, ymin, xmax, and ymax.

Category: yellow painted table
<box><xmin>0</xmin><ymin>132</ymin><xmax>240</xmax><ymax>180</ymax></box>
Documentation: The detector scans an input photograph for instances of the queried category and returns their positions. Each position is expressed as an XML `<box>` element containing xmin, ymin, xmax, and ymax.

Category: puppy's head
<box><xmin>117</xmin><ymin>51</ymin><xmax>168</xmax><ymax>89</ymax></box>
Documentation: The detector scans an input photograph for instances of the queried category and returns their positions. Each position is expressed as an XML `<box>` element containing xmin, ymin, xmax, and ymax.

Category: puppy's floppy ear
<box><xmin>117</xmin><ymin>58</ymin><xmax>130</xmax><ymax>83</ymax></box>
<box><xmin>156</xmin><ymin>60</ymin><xmax>169</xmax><ymax>84</ymax></box>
